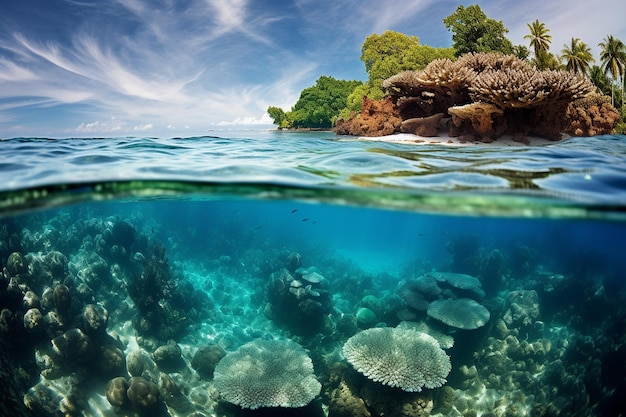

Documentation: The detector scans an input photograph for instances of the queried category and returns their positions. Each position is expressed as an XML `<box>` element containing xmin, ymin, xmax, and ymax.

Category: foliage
<box><xmin>590</xmin><ymin>65</ymin><xmax>614</xmax><ymax>94</ymax></box>
<box><xmin>345</xmin><ymin>30</ymin><xmax>454</xmax><ymax>113</ymax></box>
<box><xmin>599</xmin><ymin>35</ymin><xmax>626</xmax><ymax>82</ymax></box>
<box><xmin>360</xmin><ymin>31</ymin><xmax>455</xmax><ymax>85</ymax></box>
<box><xmin>524</xmin><ymin>19</ymin><xmax>556</xmax><ymax>70</ymax></box>
<box><xmin>345</xmin><ymin>83</ymin><xmax>385</xmax><ymax>113</ymax></box>
<box><xmin>525</xmin><ymin>20</ymin><xmax>552</xmax><ymax>55</ymax></box>
<box><xmin>561</xmin><ymin>38</ymin><xmax>595</xmax><ymax>75</ymax></box>
<box><xmin>443</xmin><ymin>5</ymin><xmax>513</xmax><ymax>56</ymax></box>
<box><xmin>599</xmin><ymin>35</ymin><xmax>626</xmax><ymax>109</ymax></box>
<box><xmin>531</xmin><ymin>49</ymin><xmax>561</xmax><ymax>71</ymax></box>
<box><xmin>512</xmin><ymin>45</ymin><xmax>530</xmax><ymax>61</ymax></box>
<box><xmin>267</xmin><ymin>106</ymin><xmax>290</xmax><ymax>129</ymax></box>
<box><xmin>267</xmin><ymin>76</ymin><xmax>362</xmax><ymax>129</ymax></box>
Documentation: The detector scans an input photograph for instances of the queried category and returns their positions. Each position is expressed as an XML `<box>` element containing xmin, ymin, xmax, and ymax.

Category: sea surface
<box><xmin>1</xmin><ymin>131</ymin><xmax>626</xmax><ymax>417</ymax></box>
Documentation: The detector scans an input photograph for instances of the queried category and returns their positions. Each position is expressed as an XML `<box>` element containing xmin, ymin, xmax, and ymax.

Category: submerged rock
<box><xmin>356</xmin><ymin>307</ymin><xmax>377</xmax><ymax>328</ymax></box>
<box><xmin>127</xmin><ymin>376</ymin><xmax>161</xmax><ymax>413</ymax></box>
<box><xmin>152</xmin><ymin>340</ymin><xmax>184</xmax><ymax>372</ymax></box>
<box><xmin>52</xmin><ymin>284</ymin><xmax>72</xmax><ymax>313</ymax></box>
<box><xmin>82</xmin><ymin>304</ymin><xmax>109</xmax><ymax>334</ymax></box>
<box><xmin>106</xmin><ymin>377</ymin><xmax>129</xmax><ymax>409</ymax></box>
<box><xmin>51</xmin><ymin>328</ymin><xmax>94</xmax><ymax>364</ymax></box>
<box><xmin>23</xmin><ymin>308</ymin><xmax>43</xmax><ymax>332</ymax></box>
<box><xmin>192</xmin><ymin>344</ymin><xmax>226</xmax><ymax>380</ymax></box>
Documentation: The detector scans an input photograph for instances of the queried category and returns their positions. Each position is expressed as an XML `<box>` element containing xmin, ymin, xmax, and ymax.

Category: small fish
<box><xmin>302</xmin><ymin>218</ymin><xmax>309</xmax><ymax>222</ymax></box>
<box><xmin>291</xmin><ymin>209</ymin><xmax>298</xmax><ymax>213</ymax></box>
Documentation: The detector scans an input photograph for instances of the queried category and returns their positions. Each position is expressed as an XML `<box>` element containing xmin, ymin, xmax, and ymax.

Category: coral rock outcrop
<box><xmin>335</xmin><ymin>96</ymin><xmax>401</xmax><ymax>137</ymax></box>
<box><xmin>564</xmin><ymin>93</ymin><xmax>622</xmax><ymax>136</ymax></box>
<box><xmin>337</xmin><ymin>52</ymin><xmax>619</xmax><ymax>141</ymax></box>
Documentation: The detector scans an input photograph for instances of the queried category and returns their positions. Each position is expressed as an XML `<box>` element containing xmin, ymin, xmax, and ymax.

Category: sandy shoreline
<box><xmin>345</xmin><ymin>132</ymin><xmax>567</xmax><ymax>146</ymax></box>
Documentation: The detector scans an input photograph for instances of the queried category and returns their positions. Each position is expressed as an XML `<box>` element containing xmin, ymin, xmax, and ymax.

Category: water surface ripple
<box><xmin>1</xmin><ymin>132</ymin><xmax>625</xmax><ymax>215</ymax></box>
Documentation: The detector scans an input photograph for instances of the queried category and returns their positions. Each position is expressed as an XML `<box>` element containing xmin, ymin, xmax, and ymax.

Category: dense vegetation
<box><xmin>268</xmin><ymin>76</ymin><xmax>362</xmax><ymax>129</ymax></box>
<box><xmin>268</xmin><ymin>4</ymin><xmax>625</xmax><ymax>132</ymax></box>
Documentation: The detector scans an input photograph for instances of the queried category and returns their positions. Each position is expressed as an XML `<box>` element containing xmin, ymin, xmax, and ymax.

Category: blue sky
<box><xmin>0</xmin><ymin>0</ymin><xmax>624</xmax><ymax>137</ymax></box>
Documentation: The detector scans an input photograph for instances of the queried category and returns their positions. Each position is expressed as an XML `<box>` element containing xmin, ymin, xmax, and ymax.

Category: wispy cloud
<box><xmin>0</xmin><ymin>0</ymin><xmax>624</xmax><ymax>137</ymax></box>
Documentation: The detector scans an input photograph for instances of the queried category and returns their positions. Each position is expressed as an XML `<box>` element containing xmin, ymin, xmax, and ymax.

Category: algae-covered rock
<box><xmin>106</xmin><ymin>377</ymin><xmax>129</xmax><ymax>409</ymax></box>
<box><xmin>356</xmin><ymin>307</ymin><xmax>377</xmax><ymax>328</ymax></box>
<box><xmin>191</xmin><ymin>344</ymin><xmax>226</xmax><ymax>380</ymax></box>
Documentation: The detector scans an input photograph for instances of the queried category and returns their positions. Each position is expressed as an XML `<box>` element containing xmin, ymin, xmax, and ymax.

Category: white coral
<box><xmin>342</xmin><ymin>327</ymin><xmax>451</xmax><ymax>392</ymax></box>
<box><xmin>213</xmin><ymin>339</ymin><xmax>321</xmax><ymax>409</ymax></box>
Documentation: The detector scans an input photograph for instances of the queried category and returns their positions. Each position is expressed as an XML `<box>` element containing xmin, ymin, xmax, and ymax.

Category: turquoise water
<box><xmin>1</xmin><ymin>132</ymin><xmax>626</xmax><ymax>416</ymax></box>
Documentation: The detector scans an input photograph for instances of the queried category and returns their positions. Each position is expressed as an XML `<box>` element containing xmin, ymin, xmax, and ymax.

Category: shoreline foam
<box><xmin>345</xmin><ymin>132</ymin><xmax>567</xmax><ymax>147</ymax></box>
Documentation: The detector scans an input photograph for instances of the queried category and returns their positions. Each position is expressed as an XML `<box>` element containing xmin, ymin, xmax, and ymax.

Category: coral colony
<box><xmin>336</xmin><ymin>52</ymin><xmax>620</xmax><ymax>142</ymax></box>
<box><xmin>1</xmin><ymin>208</ymin><xmax>623</xmax><ymax>417</ymax></box>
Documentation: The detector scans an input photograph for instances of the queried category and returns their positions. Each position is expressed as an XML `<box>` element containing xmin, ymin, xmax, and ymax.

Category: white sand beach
<box><xmin>350</xmin><ymin>132</ymin><xmax>568</xmax><ymax>146</ymax></box>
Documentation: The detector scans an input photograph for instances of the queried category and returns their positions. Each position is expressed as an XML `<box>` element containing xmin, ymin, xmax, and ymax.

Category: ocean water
<box><xmin>1</xmin><ymin>131</ymin><xmax>626</xmax><ymax>417</ymax></box>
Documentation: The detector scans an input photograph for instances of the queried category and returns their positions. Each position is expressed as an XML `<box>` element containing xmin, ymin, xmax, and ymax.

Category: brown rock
<box><xmin>400</xmin><ymin>113</ymin><xmax>444</xmax><ymax>137</ymax></box>
<box><xmin>335</xmin><ymin>96</ymin><xmax>402</xmax><ymax>137</ymax></box>
<box><xmin>564</xmin><ymin>95</ymin><xmax>621</xmax><ymax>136</ymax></box>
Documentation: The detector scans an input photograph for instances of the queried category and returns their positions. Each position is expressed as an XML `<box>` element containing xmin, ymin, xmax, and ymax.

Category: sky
<box><xmin>0</xmin><ymin>0</ymin><xmax>624</xmax><ymax>138</ymax></box>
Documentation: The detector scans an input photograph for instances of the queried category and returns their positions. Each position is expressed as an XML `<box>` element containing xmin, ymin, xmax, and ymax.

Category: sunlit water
<box><xmin>1</xmin><ymin>131</ymin><xmax>625</xmax><ymax>417</ymax></box>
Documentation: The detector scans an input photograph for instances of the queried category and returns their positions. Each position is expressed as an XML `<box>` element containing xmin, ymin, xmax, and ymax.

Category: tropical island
<box><xmin>268</xmin><ymin>5</ymin><xmax>625</xmax><ymax>143</ymax></box>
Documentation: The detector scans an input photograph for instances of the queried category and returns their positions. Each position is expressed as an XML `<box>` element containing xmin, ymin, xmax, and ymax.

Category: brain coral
<box><xmin>342</xmin><ymin>327</ymin><xmax>451</xmax><ymax>392</ymax></box>
<box><xmin>213</xmin><ymin>339</ymin><xmax>321</xmax><ymax>409</ymax></box>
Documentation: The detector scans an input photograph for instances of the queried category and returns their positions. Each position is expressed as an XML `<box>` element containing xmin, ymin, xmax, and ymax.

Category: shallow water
<box><xmin>1</xmin><ymin>132</ymin><xmax>626</xmax><ymax>416</ymax></box>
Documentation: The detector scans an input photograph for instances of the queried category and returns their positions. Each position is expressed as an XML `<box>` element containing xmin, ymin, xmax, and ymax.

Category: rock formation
<box><xmin>334</xmin><ymin>96</ymin><xmax>401</xmax><ymax>137</ymax></box>
<box><xmin>336</xmin><ymin>52</ymin><xmax>620</xmax><ymax>142</ymax></box>
<box><xmin>564</xmin><ymin>93</ymin><xmax>622</xmax><ymax>137</ymax></box>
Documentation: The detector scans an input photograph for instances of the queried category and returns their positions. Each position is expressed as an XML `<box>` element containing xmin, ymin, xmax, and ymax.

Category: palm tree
<box><xmin>599</xmin><ymin>35</ymin><xmax>626</xmax><ymax>107</ymax></box>
<box><xmin>589</xmin><ymin>65</ymin><xmax>611</xmax><ymax>94</ymax></box>
<box><xmin>561</xmin><ymin>38</ymin><xmax>595</xmax><ymax>75</ymax></box>
<box><xmin>524</xmin><ymin>19</ymin><xmax>552</xmax><ymax>69</ymax></box>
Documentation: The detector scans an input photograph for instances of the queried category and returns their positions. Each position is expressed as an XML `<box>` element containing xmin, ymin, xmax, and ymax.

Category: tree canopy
<box><xmin>561</xmin><ymin>38</ymin><xmax>594</xmax><ymax>75</ymax></box>
<box><xmin>345</xmin><ymin>30</ymin><xmax>454</xmax><ymax>112</ymax></box>
<box><xmin>524</xmin><ymin>19</ymin><xmax>559</xmax><ymax>70</ymax></box>
<box><xmin>267</xmin><ymin>76</ymin><xmax>362</xmax><ymax>129</ymax></box>
<box><xmin>443</xmin><ymin>5</ymin><xmax>513</xmax><ymax>56</ymax></box>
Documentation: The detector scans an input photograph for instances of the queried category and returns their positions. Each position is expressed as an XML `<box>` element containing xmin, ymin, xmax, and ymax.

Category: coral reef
<box><xmin>2</xmin><ymin>201</ymin><xmax>626</xmax><ymax>417</ymax></box>
<box><xmin>426</xmin><ymin>298</ymin><xmax>490</xmax><ymax>330</ymax></box>
<box><xmin>213</xmin><ymin>338</ymin><xmax>322</xmax><ymax>409</ymax></box>
<box><xmin>342</xmin><ymin>327</ymin><xmax>451</xmax><ymax>392</ymax></box>
<box><xmin>265</xmin><ymin>265</ymin><xmax>332</xmax><ymax>336</ymax></box>
<box><xmin>337</xmin><ymin>52</ymin><xmax>619</xmax><ymax>141</ymax></box>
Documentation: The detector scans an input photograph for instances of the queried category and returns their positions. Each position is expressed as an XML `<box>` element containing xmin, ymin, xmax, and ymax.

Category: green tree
<box><xmin>599</xmin><ymin>35</ymin><xmax>626</xmax><ymax>107</ymax></box>
<box><xmin>443</xmin><ymin>5</ymin><xmax>513</xmax><ymax>56</ymax></box>
<box><xmin>512</xmin><ymin>45</ymin><xmax>530</xmax><ymax>61</ymax></box>
<box><xmin>561</xmin><ymin>38</ymin><xmax>595</xmax><ymax>75</ymax></box>
<box><xmin>589</xmin><ymin>65</ymin><xmax>612</xmax><ymax>94</ymax></box>
<box><xmin>524</xmin><ymin>19</ymin><xmax>554</xmax><ymax>70</ymax></box>
<box><xmin>289</xmin><ymin>76</ymin><xmax>362</xmax><ymax>129</ymax></box>
<box><xmin>360</xmin><ymin>30</ymin><xmax>420</xmax><ymax>77</ymax></box>
<box><xmin>347</xmin><ymin>30</ymin><xmax>454</xmax><ymax>112</ymax></box>
<box><xmin>267</xmin><ymin>106</ymin><xmax>289</xmax><ymax>129</ymax></box>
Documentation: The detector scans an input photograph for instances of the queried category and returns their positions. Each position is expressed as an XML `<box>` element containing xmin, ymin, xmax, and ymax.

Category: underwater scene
<box><xmin>1</xmin><ymin>133</ymin><xmax>626</xmax><ymax>417</ymax></box>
